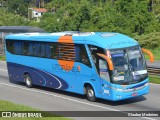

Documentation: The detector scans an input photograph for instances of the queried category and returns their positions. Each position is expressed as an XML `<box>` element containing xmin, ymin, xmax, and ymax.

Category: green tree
<box><xmin>39</xmin><ymin>0</ymin><xmax>160</xmax><ymax>36</ymax></box>
<box><xmin>0</xmin><ymin>9</ymin><xmax>28</xmax><ymax>26</ymax></box>
<box><xmin>6</xmin><ymin>0</ymin><xmax>29</xmax><ymax>17</ymax></box>
<box><xmin>115</xmin><ymin>0</ymin><xmax>158</xmax><ymax>35</ymax></box>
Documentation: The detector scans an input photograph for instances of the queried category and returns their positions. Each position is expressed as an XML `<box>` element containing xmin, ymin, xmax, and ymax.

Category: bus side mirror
<box><xmin>97</xmin><ymin>53</ymin><xmax>114</xmax><ymax>70</ymax></box>
<box><xmin>141</xmin><ymin>48</ymin><xmax>154</xmax><ymax>63</ymax></box>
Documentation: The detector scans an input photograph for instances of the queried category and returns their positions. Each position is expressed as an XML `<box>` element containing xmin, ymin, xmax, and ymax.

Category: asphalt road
<box><xmin>0</xmin><ymin>61</ymin><xmax>159</xmax><ymax>120</ymax></box>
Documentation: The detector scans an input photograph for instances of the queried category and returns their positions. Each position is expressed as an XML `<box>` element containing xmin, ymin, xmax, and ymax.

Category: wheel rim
<box><xmin>26</xmin><ymin>77</ymin><xmax>31</xmax><ymax>86</ymax></box>
<box><xmin>88</xmin><ymin>89</ymin><xmax>94</xmax><ymax>98</ymax></box>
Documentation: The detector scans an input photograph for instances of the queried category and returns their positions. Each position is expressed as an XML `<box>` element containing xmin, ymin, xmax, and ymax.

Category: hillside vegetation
<box><xmin>0</xmin><ymin>0</ymin><xmax>160</xmax><ymax>50</ymax></box>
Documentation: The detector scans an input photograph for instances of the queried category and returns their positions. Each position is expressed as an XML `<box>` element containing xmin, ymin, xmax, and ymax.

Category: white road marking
<box><xmin>0</xmin><ymin>82</ymin><xmax>157</xmax><ymax>120</ymax></box>
<box><xmin>0</xmin><ymin>69</ymin><xmax>7</xmax><ymax>72</ymax></box>
<box><xmin>0</xmin><ymin>68</ymin><xmax>158</xmax><ymax>120</ymax></box>
<box><xmin>0</xmin><ymin>82</ymin><xmax>119</xmax><ymax>111</ymax></box>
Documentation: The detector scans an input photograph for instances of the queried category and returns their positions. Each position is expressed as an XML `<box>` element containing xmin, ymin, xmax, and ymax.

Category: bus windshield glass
<box><xmin>108</xmin><ymin>46</ymin><xmax>147</xmax><ymax>85</ymax></box>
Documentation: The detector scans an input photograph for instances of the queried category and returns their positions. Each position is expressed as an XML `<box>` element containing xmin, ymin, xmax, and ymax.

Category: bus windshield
<box><xmin>108</xmin><ymin>46</ymin><xmax>147</xmax><ymax>85</ymax></box>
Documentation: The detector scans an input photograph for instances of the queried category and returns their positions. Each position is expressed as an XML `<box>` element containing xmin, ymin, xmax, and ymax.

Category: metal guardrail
<box><xmin>147</xmin><ymin>60</ymin><xmax>160</xmax><ymax>76</ymax></box>
<box><xmin>147</xmin><ymin>67</ymin><xmax>160</xmax><ymax>76</ymax></box>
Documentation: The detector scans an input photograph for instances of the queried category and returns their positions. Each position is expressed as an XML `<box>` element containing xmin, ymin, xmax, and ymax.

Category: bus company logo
<box><xmin>52</xmin><ymin>64</ymin><xmax>80</xmax><ymax>73</ymax></box>
<box><xmin>2</xmin><ymin>112</ymin><xmax>11</xmax><ymax>117</ymax></box>
<box><xmin>58</xmin><ymin>36</ymin><xmax>75</xmax><ymax>71</ymax></box>
<box><xmin>52</xmin><ymin>36</ymin><xmax>81</xmax><ymax>73</ymax></box>
<box><xmin>107</xmin><ymin>41</ymin><xmax>136</xmax><ymax>48</ymax></box>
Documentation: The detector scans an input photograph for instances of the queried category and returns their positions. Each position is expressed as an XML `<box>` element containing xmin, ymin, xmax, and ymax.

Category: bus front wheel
<box><xmin>86</xmin><ymin>85</ymin><xmax>96</xmax><ymax>102</ymax></box>
<box><xmin>24</xmin><ymin>74</ymin><xmax>33</xmax><ymax>88</ymax></box>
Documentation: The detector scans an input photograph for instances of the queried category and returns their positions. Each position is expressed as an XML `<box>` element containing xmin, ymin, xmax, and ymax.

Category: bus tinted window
<box><xmin>28</xmin><ymin>42</ymin><xmax>34</xmax><ymax>56</ymax></box>
<box><xmin>14</xmin><ymin>41</ymin><xmax>24</xmax><ymax>55</ymax></box>
<box><xmin>23</xmin><ymin>41</ymin><xmax>29</xmax><ymax>55</ymax></box>
<box><xmin>27</xmin><ymin>42</ymin><xmax>50</xmax><ymax>57</ymax></box>
<box><xmin>46</xmin><ymin>43</ymin><xmax>51</xmax><ymax>58</ymax></box>
<box><xmin>88</xmin><ymin>45</ymin><xmax>110</xmax><ymax>81</ymax></box>
<box><xmin>76</xmin><ymin>44</ymin><xmax>91</xmax><ymax>67</ymax></box>
<box><xmin>58</xmin><ymin>43</ymin><xmax>75</xmax><ymax>61</ymax></box>
<box><xmin>6</xmin><ymin>40</ymin><xmax>14</xmax><ymax>54</ymax></box>
<box><xmin>6</xmin><ymin>40</ymin><xmax>91</xmax><ymax>67</ymax></box>
<box><xmin>50</xmin><ymin>43</ymin><xmax>58</xmax><ymax>59</ymax></box>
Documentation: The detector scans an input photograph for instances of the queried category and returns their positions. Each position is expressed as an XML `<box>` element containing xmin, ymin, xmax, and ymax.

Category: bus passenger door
<box><xmin>98</xmin><ymin>58</ymin><xmax>112</xmax><ymax>98</ymax></box>
<box><xmin>88</xmin><ymin>45</ymin><xmax>112</xmax><ymax>99</ymax></box>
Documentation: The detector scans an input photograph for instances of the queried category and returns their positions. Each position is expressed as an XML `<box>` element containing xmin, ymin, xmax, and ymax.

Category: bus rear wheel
<box><xmin>86</xmin><ymin>85</ymin><xmax>96</xmax><ymax>102</ymax></box>
<box><xmin>24</xmin><ymin>74</ymin><xmax>33</xmax><ymax>88</ymax></box>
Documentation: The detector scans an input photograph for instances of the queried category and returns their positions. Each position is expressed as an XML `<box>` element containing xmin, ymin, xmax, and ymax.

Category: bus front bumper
<box><xmin>111</xmin><ymin>82</ymin><xmax>149</xmax><ymax>101</ymax></box>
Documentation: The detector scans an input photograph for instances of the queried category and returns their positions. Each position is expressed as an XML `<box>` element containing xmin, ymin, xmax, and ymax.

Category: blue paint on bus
<box><xmin>4</xmin><ymin>32</ymin><xmax>150</xmax><ymax>101</ymax></box>
<box><xmin>7</xmin><ymin>62</ymin><xmax>69</xmax><ymax>90</ymax></box>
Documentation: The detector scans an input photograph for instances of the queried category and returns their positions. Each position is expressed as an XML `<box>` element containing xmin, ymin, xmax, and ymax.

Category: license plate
<box><xmin>132</xmin><ymin>93</ymin><xmax>138</xmax><ymax>96</ymax></box>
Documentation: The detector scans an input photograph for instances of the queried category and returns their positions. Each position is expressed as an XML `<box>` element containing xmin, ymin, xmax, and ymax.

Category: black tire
<box><xmin>24</xmin><ymin>74</ymin><xmax>33</xmax><ymax>88</ymax></box>
<box><xmin>86</xmin><ymin>85</ymin><xmax>96</xmax><ymax>102</ymax></box>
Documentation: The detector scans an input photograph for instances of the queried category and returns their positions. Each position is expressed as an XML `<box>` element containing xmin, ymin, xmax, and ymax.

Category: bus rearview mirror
<box><xmin>141</xmin><ymin>48</ymin><xmax>154</xmax><ymax>63</ymax></box>
<box><xmin>97</xmin><ymin>53</ymin><xmax>114</xmax><ymax>70</ymax></box>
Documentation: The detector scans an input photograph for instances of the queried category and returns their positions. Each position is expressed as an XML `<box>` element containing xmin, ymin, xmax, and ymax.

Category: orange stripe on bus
<box><xmin>58</xmin><ymin>36</ymin><xmax>73</xmax><ymax>43</ymax></box>
<box><xmin>58</xmin><ymin>36</ymin><xmax>75</xmax><ymax>71</ymax></box>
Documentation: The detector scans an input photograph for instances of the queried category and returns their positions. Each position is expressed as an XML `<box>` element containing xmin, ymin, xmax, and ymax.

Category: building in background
<box><xmin>32</xmin><ymin>8</ymin><xmax>47</xmax><ymax>18</ymax></box>
<box><xmin>30</xmin><ymin>8</ymin><xmax>47</xmax><ymax>22</ymax></box>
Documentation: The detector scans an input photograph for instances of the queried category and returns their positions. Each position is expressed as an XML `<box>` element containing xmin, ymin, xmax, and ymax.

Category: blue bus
<box><xmin>5</xmin><ymin>32</ymin><xmax>154</xmax><ymax>101</ymax></box>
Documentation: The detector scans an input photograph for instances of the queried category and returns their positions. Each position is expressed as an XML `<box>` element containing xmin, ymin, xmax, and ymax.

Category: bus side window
<box><xmin>50</xmin><ymin>42</ymin><xmax>58</xmax><ymax>59</ymax></box>
<box><xmin>88</xmin><ymin>45</ymin><xmax>110</xmax><ymax>81</ymax></box>
<box><xmin>75</xmin><ymin>44</ymin><xmax>91</xmax><ymax>67</ymax></box>
<box><xmin>28</xmin><ymin>42</ymin><xmax>51</xmax><ymax>58</ymax></box>
<box><xmin>34</xmin><ymin>43</ymin><xmax>41</xmax><ymax>56</ymax></box>
<box><xmin>40</xmin><ymin>43</ymin><xmax>45</xmax><ymax>57</ymax></box>
<box><xmin>28</xmin><ymin>42</ymin><xmax>34</xmax><ymax>56</ymax></box>
<box><xmin>99</xmin><ymin>59</ymin><xmax>110</xmax><ymax>82</ymax></box>
<box><xmin>45</xmin><ymin>43</ymin><xmax>51</xmax><ymax>58</ymax></box>
<box><xmin>75</xmin><ymin>45</ymin><xmax>80</xmax><ymax>61</ymax></box>
<box><xmin>13</xmin><ymin>41</ymin><xmax>24</xmax><ymax>55</ymax></box>
<box><xmin>23</xmin><ymin>41</ymin><xmax>29</xmax><ymax>56</ymax></box>
<box><xmin>6</xmin><ymin>40</ymin><xmax>14</xmax><ymax>54</ymax></box>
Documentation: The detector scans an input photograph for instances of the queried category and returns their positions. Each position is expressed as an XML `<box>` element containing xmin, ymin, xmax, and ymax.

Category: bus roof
<box><xmin>5</xmin><ymin>32</ymin><xmax>139</xmax><ymax>49</ymax></box>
